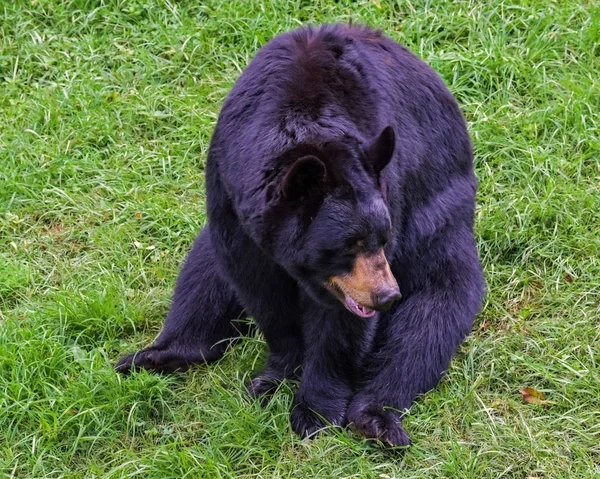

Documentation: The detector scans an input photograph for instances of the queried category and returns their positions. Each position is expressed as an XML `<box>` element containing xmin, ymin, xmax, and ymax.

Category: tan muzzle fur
<box><xmin>330</xmin><ymin>249</ymin><xmax>399</xmax><ymax>310</ymax></box>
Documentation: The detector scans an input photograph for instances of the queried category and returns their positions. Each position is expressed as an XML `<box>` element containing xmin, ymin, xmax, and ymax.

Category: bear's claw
<box><xmin>247</xmin><ymin>375</ymin><xmax>281</xmax><ymax>403</ymax></box>
<box><xmin>347</xmin><ymin>398</ymin><xmax>411</xmax><ymax>447</ymax></box>
<box><xmin>290</xmin><ymin>401</ymin><xmax>345</xmax><ymax>438</ymax></box>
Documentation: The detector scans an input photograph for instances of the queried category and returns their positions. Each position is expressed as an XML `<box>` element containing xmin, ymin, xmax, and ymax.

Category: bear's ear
<box><xmin>280</xmin><ymin>155</ymin><xmax>327</xmax><ymax>202</ymax></box>
<box><xmin>366</xmin><ymin>126</ymin><xmax>395</xmax><ymax>174</ymax></box>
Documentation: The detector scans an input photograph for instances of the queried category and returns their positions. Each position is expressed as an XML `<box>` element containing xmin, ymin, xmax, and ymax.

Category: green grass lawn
<box><xmin>1</xmin><ymin>0</ymin><xmax>599</xmax><ymax>477</ymax></box>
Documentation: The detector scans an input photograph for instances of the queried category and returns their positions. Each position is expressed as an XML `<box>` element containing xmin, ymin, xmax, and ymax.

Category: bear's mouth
<box><xmin>343</xmin><ymin>293</ymin><xmax>376</xmax><ymax>318</ymax></box>
<box><xmin>328</xmin><ymin>281</ymin><xmax>376</xmax><ymax>318</ymax></box>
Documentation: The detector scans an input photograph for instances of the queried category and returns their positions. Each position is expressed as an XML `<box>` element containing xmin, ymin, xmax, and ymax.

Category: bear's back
<box><xmin>212</xmin><ymin>24</ymin><xmax>473</xmax><ymax>238</ymax></box>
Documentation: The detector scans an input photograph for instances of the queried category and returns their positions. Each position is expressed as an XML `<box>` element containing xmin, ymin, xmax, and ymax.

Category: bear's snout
<box><xmin>330</xmin><ymin>249</ymin><xmax>400</xmax><ymax>314</ymax></box>
<box><xmin>371</xmin><ymin>286</ymin><xmax>402</xmax><ymax>311</ymax></box>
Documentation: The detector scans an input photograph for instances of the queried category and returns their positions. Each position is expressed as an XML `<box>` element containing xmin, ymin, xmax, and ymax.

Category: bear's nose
<box><xmin>372</xmin><ymin>288</ymin><xmax>402</xmax><ymax>311</ymax></box>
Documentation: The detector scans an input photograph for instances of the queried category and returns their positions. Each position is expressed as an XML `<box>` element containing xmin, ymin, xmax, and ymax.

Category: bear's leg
<box><xmin>116</xmin><ymin>228</ymin><xmax>247</xmax><ymax>374</ymax></box>
<box><xmin>347</xmin><ymin>233</ymin><xmax>484</xmax><ymax>446</ymax></box>
<box><xmin>246</xmin><ymin>313</ymin><xmax>304</xmax><ymax>400</ymax></box>
<box><xmin>290</xmin><ymin>304</ymin><xmax>375</xmax><ymax>437</ymax></box>
<box><xmin>225</xmin><ymin>260</ymin><xmax>304</xmax><ymax>400</ymax></box>
<box><xmin>204</xmin><ymin>172</ymin><xmax>304</xmax><ymax>400</ymax></box>
<box><xmin>230</xmin><ymin>259</ymin><xmax>304</xmax><ymax>399</ymax></box>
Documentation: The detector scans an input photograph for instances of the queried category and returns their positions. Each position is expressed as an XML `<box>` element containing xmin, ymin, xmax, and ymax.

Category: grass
<box><xmin>1</xmin><ymin>0</ymin><xmax>599</xmax><ymax>477</ymax></box>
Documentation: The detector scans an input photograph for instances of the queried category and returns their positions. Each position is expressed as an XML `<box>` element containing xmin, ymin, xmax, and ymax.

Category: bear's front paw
<box><xmin>115</xmin><ymin>349</ymin><xmax>163</xmax><ymax>374</ymax></box>
<box><xmin>347</xmin><ymin>396</ymin><xmax>411</xmax><ymax>447</ymax></box>
<box><xmin>115</xmin><ymin>345</ymin><xmax>208</xmax><ymax>374</ymax></box>
<box><xmin>290</xmin><ymin>397</ymin><xmax>346</xmax><ymax>438</ymax></box>
<box><xmin>247</xmin><ymin>375</ymin><xmax>280</xmax><ymax>402</ymax></box>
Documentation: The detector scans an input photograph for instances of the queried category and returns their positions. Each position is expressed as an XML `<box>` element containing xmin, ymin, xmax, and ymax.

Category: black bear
<box><xmin>117</xmin><ymin>23</ymin><xmax>485</xmax><ymax>446</ymax></box>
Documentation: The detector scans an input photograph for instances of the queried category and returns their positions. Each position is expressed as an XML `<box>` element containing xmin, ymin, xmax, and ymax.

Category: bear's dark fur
<box><xmin>117</xmin><ymin>23</ymin><xmax>485</xmax><ymax>446</ymax></box>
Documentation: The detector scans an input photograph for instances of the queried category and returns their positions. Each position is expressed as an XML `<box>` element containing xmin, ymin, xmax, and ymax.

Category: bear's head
<box><xmin>264</xmin><ymin>127</ymin><xmax>401</xmax><ymax>318</ymax></box>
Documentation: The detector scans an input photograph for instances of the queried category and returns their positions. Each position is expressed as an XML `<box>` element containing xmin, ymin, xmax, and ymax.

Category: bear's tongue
<box><xmin>344</xmin><ymin>294</ymin><xmax>376</xmax><ymax>318</ymax></box>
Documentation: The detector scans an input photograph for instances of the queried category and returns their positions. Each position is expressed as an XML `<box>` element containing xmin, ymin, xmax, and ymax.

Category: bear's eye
<box><xmin>344</xmin><ymin>239</ymin><xmax>364</xmax><ymax>254</ymax></box>
<box><xmin>378</xmin><ymin>233</ymin><xmax>390</xmax><ymax>248</ymax></box>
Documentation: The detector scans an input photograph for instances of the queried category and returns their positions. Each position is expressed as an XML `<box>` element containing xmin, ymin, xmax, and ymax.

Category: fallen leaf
<box><xmin>519</xmin><ymin>388</ymin><xmax>550</xmax><ymax>405</ymax></box>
